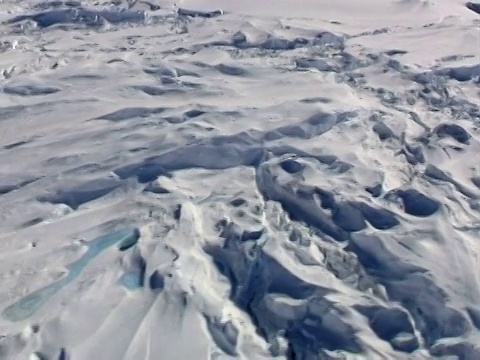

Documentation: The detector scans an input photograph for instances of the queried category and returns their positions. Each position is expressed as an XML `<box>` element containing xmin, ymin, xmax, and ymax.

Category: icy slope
<box><xmin>0</xmin><ymin>0</ymin><xmax>479</xmax><ymax>359</ymax></box>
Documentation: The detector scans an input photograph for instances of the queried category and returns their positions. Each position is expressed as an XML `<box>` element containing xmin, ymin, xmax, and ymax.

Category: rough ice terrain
<box><xmin>0</xmin><ymin>0</ymin><xmax>479</xmax><ymax>359</ymax></box>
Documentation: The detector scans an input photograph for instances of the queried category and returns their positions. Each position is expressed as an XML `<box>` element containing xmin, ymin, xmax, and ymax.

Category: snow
<box><xmin>0</xmin><ymin>0</ymin><xmax>479</xmax><ymax>359</ymax></box>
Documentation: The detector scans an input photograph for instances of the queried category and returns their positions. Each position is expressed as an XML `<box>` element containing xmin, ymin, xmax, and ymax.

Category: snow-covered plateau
<box><xmin>0</xmin><ymin>0</ymin><xmax>479</xmax><ymax>359</ymax></box>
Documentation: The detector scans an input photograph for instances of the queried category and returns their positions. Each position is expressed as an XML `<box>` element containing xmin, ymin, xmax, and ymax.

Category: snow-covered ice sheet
<box><xmin>0</xmin><ymin>0</ymin><xmax>479</xmax><ymax>359</ymax></box>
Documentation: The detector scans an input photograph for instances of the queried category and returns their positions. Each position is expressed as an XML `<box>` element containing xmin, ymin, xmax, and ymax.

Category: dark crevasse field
<box><xmin>0</xmin><ymin>0</ymin><xmax>479</xmax><ymax>359</ymax></box>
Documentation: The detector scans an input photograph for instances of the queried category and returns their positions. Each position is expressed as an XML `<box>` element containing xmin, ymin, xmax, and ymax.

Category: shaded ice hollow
<box><xmin>0</xmin><ymin>0</ymin><xmax>479</xmax><ymax>359</ymax></box>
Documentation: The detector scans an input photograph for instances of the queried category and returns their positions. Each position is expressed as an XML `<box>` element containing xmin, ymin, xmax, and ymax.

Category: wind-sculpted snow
<box><xmin>0</xmin><ymin>0</ymin><xmax>480</xmax><ymax>359</ymax></box>
<box><xmin>7</xmin><ymin>7</ymin><xmax>147</xmax><ymax>28</ymax></box>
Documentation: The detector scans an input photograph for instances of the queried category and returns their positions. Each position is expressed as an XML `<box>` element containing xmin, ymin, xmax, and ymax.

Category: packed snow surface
<box><xmin>0</xmin><ymin>0</ymin><xmax>479</xmax><ymax>359</ymax></box>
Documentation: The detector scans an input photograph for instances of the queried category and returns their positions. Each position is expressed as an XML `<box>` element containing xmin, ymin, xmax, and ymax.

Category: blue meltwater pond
<box><xmin>2</xmin><ymin>228</ymin><xmax>140</xmax><ymax>322</ymax></box>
